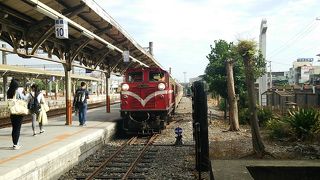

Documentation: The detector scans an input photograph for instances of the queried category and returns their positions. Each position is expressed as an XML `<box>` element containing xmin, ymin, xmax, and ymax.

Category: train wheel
<box><xmin>120</xmin><ymin>111</ymin><xmax>126</xmax><ymax>118</ymax></box>
<box><xmin>160</xmin><ymin>120</ymin><xmax>165</xmax><ymax>129</ymax></box>
<box><xmin>161</xmin><ymin>114</ymin><xmax>169</xmax><ymax>126</ymax></box>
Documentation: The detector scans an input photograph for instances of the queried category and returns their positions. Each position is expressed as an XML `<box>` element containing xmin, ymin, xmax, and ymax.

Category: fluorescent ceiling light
<box><xmin>81</xmin><ymin>30</ymin><xmax>94</xmax><ymax>40</ymax></box>
<box><xmin>106</xmin><ymin>44</ymin><xmax>115</xmax><ymax>51</ymax></box>
<box><xmin>35</xmin><ymin>6</ymin><xmax>58</xmax><ymax>20</ymax></box>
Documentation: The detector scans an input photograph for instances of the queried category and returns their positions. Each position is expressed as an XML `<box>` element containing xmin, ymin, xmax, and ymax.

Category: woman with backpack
<box><xmin>28</xmin><ymin>83</ymin><xmax>47</xmax><ymax>136</ymax></box>
<box><xmin>7</xmin><ymin>79</ymin><xmax>28</xmax><ymax>150</ymax></box>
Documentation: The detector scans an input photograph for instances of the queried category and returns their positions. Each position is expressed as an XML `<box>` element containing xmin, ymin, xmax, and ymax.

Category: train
<box><xmin>120</xmin><ymin>67</ymin><xmax>183</xmax><ymax>134</ymax></box>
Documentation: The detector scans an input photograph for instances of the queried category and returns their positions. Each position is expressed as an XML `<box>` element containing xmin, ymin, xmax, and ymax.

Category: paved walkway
<box><xmin>212</xmin><ymin>159</ymin><xmax>320</xmax><ymax>180</ymax></box>
<box><xmin>0</xmin><ymin>104</ymin><xmax>121</xmax><ymax>180</ymax></box>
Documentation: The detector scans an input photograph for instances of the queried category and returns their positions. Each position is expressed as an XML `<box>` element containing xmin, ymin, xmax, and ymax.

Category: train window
<box><xmin>128</xmin><ymin>72</ymin><xmax>143</xmax><ymax>82</ymax></box>
<box><xmin>149</xmin><ymin>71</ymin><xmax>165</xmax><ymax>81</ymax></box>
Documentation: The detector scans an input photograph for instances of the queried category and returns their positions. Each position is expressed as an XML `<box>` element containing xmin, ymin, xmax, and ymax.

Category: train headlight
<box><xmin>121</xmin><ymin>84</ymin><xmax>129</xmax><ymax>91</ymax></box>
<box><xmin>158</xmin><ymin>83</ymin><xmax>165</xmax><ymax>90</ymax></box>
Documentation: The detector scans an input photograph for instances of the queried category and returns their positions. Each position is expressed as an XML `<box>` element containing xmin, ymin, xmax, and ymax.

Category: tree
<box><xmin>235</xmin><ymin>39</ymin><xmax>270</xmax><ymax>157</ymax></box>
<box><xmin>204</xmin><ymin>40</ymin><xmax>229</xmax><ymax>119</ymax></box>
<box><xmin>226</xmin><ymin>59</ymin><xmax>239</xmax><ymax>131</ymax></box>
<box><xmin>204</xmin><ymin>40</ymin><xmax>244</xmax><ymax>131</ymax></box>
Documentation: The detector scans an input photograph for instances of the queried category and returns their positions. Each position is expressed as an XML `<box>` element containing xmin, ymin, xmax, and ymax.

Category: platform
<box><xmin>0</xmin><ymin>104</ymin><xmax>121</xmax><ymax>180</ymax></box>
<box><xmin>0</xmin><ymin>94</ymin><xmax>120</xmax><ymax>119</ymax></box>
<box><xmin>211</xmin><ymin>159</ymin><xmax>320</xmax><ymax>180</ymax></box>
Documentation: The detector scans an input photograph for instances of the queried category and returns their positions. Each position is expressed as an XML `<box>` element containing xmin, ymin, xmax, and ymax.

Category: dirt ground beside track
<box><xmin>206</xmin><ymin>98</ymin><xmax>320</xmax><ymax>160</ymax></box>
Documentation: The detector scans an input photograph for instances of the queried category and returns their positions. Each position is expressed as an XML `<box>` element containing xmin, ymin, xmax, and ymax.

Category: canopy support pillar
<box><xmin>63</xmin><ymin>55</ymin><xmax>73</xmax><ymax>125</ymax></box>
<box><xmin>105</xmin><ymin>72</ymin><xmax>110</xmax><ymax>113</ymax></box>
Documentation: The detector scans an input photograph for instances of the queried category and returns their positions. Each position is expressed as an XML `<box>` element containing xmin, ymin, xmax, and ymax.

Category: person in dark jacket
<box><xmin>73</xmin><ymin>82</ymin><xmax>89</xmax><ymax>126</ymax></box>
<box><xmin>7</xmin><ymin>79</ymin><xmax>27</xmax><ymax>150</ymax></box>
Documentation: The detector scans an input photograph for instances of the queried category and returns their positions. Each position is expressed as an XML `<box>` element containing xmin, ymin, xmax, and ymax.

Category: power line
<box><xmin>268</xmin><ymin>19</ymin><xmax>319</xmax><ymax>59</ymax></box>
<box><xmin>268</xmin><ymin>20</ymin><xmax>316</xmax><ymax>56</ymax></box>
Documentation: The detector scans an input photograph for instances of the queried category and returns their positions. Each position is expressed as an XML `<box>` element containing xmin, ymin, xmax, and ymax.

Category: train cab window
<box><xmin>149</xmin><ymin>71</ymin><xmax>165</xmax><ymax>82</ymax></box>
<box><xmin>128</xmin><ymin>72</ymin><xmax>143</xmax><ymax>82</ymax></box>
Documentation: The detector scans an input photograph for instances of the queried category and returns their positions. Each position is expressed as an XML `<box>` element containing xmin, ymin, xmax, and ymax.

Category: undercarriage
<box><xmin>121</xmin><ymin>111</ymin><xmax>169</xmax><ymax>135</ymax></box>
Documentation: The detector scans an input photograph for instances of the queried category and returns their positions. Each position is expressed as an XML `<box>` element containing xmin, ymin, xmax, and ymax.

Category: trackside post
<box><xmin>174</xmin><ymin>126</ymin><xmax>183</xmax><ymax>145</ymax></box>
<box><xmin>192</xmin><ymin>81</ymin><xmax>213</xmax><ymax>179</ymax></box>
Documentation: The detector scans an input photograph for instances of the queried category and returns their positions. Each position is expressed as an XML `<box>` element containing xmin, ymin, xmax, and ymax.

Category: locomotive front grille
<box><xmin>130</xmin><ymin>87</ymin><xmax>142</xmax><ymax>108</ymax></box>
<box><xmin>142</xmin><ymin>87</ymin><xmax>156</xmax><ymax>108</ymax></box>
<box><xmin>129</xmin><ymin>86</ymin><xmax>157</xmax><ymax>109</ymax></box>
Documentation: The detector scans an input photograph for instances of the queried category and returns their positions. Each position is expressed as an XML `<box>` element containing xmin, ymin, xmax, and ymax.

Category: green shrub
<box><xmin>239</xmin><ymin>108</ymin><xmax>250</xmax><ymax>125</ymax></box>
<box><xmin>238</xmin><ymin>107</ymin><xmax>274</xmax><ymax>126</ymax></box>
<box><xmin>218</xmin><ymin>99</ymin><xmax>226</xmax><ymax>111</ymax></box>
<box><xmin>266</xmin><ymin>118</ymin><xmax>290</xmax><ymax>139</ymax></box>
<box><xmin>258</xmin><ymin>108</ymin><xmax>274</xmax><ymax>127</ymax></box>
<box><xmin>286</xmin><ymin>108</ymin><xmax>319</xmax><ymax>139</ymax></box>
<box><xmin>312</xmin><ymin>116</ymin><xmax>320</xmax><ymax>134</ymax></box>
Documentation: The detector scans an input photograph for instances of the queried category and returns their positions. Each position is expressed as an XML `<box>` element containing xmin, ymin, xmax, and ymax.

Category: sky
<box><xmin>4</xmin><ymin>0</ymin><xmax>320</xmax><ymax>82</ymax></box>
<box><xmin>94</xmin><ymin>0</ymin><xmax>320</xmax><ymax>82</ymax></box>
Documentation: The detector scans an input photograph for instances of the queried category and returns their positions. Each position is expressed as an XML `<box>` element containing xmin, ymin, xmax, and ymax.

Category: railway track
<box><xmin>0</xmin><ymin>102</ymin><xmax>107</xmax><ymax>128</ymax></box>
<box><xmin>73</xmin><ymin>134</ymin><xmax>159</xmax><ymax>180</ymax></box>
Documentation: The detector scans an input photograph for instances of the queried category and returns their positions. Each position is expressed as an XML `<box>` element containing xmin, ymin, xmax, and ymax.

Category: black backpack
<box><xmin>28</xmin><ymin>93</ymin><xmax>41</xmax><ymax>113</ymax></box>
<box><xmin>74</xmin><ymin>90</ymin><xmax>86</xmax><ymax>105</ymax></box>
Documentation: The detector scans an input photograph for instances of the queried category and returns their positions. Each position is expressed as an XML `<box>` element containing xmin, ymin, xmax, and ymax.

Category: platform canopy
<box><xmin>0</xmin><ymin>0</ymin><xmax>163</xmax><ymax>74</ymax></box>
<box><xmin>0</xmin><ymin>64</ymin><xmax>102</xmax><ymax>81</ymax></box>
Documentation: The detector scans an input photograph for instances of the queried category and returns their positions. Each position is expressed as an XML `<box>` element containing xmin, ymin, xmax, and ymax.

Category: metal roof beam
<box><xmin>94</xmin><ymin>48</ymin><xmax>110</xmax><ymax>69</ymax></box>
<box><xmin>61</xmin><ymin>2</ymin><xmax>86</xmax><ymax>17</ymax></box>
<box><xmin>70</xmin><ymin>39</ymin><xmax>91</xmax><ymax>62</ymax></box>
<box><xmin>0</xmin><ymin>3</ymin><xmax>34</xmax><ymax>23</ymax></box>
<box><xmin>25</xmin><ymin>0</ymin><xmax>150</xmax><ymax>68</ymax></box>
<box><xmin>56</xmin><ymin>0</ymin><xmax>118</xmax><ymax>45</ymax></box>
<box><xmin>120</xmin><ymin>61</ymin><xmax>135</xmax><ymax>74</ymax></box>
<box><xmin>30</xmin><ymin>4</ymin><xmax>85</xmax><ymax>55</ymax></box>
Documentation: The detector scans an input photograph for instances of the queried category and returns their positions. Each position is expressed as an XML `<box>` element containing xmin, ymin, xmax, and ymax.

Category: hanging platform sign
<box><xmin>85</xmin><ymin>69</ymin><xmax>93</xmax><ymax>73</ymax></box>
<box><xmin>123</xmin><ymin>50</ymin><xmax>130</xmax><ymax>63</ymax></box>
<box><xmin>55</xmin><ymin>18</ymin><xmax>68</xmax><ymax>39</ymax></box>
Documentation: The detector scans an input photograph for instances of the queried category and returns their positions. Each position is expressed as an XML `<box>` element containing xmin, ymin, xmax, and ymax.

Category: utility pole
<box><xmin>149</xmin><ymin>42</ymin><xmax>153</xmax><ymax>56</ymax></box>
<box><xmin>259</xmin><ymin>19</ymin><xmax>267</xmax><ymax>106</ymax></box>
<box><xmin>269</xmin><ymin>61</ymin><xmax>272</xmax><ymax>89</ymax></box>
<box><xmin>183</xmin><ymin>72</ymin><xmax>187</xmax><ymax>84</ymax></box>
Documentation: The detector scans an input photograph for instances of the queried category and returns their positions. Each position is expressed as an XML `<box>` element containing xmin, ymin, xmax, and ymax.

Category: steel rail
<box><xmin>122</xmin><ymin>134</ymin><xmax>159</xmax><ymax>179</ymax></box>
<box><xmin>85</xmin><ymin>136</ymin><xmax>137</xmax><ymax>180</ymax></box>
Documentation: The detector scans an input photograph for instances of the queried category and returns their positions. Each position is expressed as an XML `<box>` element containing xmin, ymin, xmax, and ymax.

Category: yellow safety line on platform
<box><xmin>0</xmin><ymin>122</ymin><xmax>106</xmax><ymax>164</ymax></box>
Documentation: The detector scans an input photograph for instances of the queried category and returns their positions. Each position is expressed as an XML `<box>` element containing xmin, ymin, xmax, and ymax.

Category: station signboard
<box><xmin>55</xmin><ymin>18</ymin><xmax>68</xmax><ymax>39</ymax></box>
<box><xmin>297</xmin><ymin>58</ymin><xmax>313</xmax><ymax>62</ymax></box>
<box><xmin>123</xmin><ymin>51</ymin><xmax>130</xmax><ymax>62</ymax></box>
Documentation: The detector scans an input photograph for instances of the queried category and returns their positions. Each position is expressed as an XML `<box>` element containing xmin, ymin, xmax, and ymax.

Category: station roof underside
<box><xmin>0</xmin><ymin>0</ymin><xmax>162</xmax><ymax>74</ymax></box>
<box><xmin>0</xmin><ymin>64</ymin><xmax>102</xmax><ymax>81</ymax></box>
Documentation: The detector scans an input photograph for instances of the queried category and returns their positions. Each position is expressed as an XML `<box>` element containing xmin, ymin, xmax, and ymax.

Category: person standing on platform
<box><xmin>73</xmin><ymin>82</ymin><xmax>89</xmax><ymax>126</ymax></box>
<box><xmin>28</xmin><ymin>84</ymin><xmax>47</xmax><ymax>136</ymax></box>
<box><xmin>7</xmin><ymin>79</ymin><xmax>27</xmax><ymax>150</ymax></box>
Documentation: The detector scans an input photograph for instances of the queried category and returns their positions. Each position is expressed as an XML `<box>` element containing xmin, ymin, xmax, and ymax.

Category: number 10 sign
<box><xmin>55</xmin><ymin>18</ymin><xmax>68</xmax><ymax>39</ymax></box>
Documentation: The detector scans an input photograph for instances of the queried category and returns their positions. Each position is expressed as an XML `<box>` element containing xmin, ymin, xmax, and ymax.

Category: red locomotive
<box><xmin>120</xmin><ymin>67</ymin><xmax>183</xmax><ymax>134</ymax></box>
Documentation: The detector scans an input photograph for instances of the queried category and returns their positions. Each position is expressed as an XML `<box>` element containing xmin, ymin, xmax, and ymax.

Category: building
<box><xmin>309</xmin><ymin>66</ymin><xmax>320</xmax><ymax>85</ymax></box>
<box><xmin>288</xmin><ymin>58</ymin><xmax>313</xmax><ymax>85</ymax></box>
<box><xmin>267</xmin><ymin>71</ymin><xmax>289</xmax><ymax>87</ymax></box>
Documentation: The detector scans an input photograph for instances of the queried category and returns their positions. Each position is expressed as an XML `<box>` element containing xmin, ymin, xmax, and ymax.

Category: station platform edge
<box><xmin>0</xmin><ymin>104</ymin><xmax>120</xmax><ymax>180</ymax></box>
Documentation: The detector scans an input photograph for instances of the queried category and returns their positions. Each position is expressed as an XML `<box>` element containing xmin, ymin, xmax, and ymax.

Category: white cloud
<box><xmin>3</xmin><ymin>0</ymin><xmax>318</xmax><ymax>82</ymax></box>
